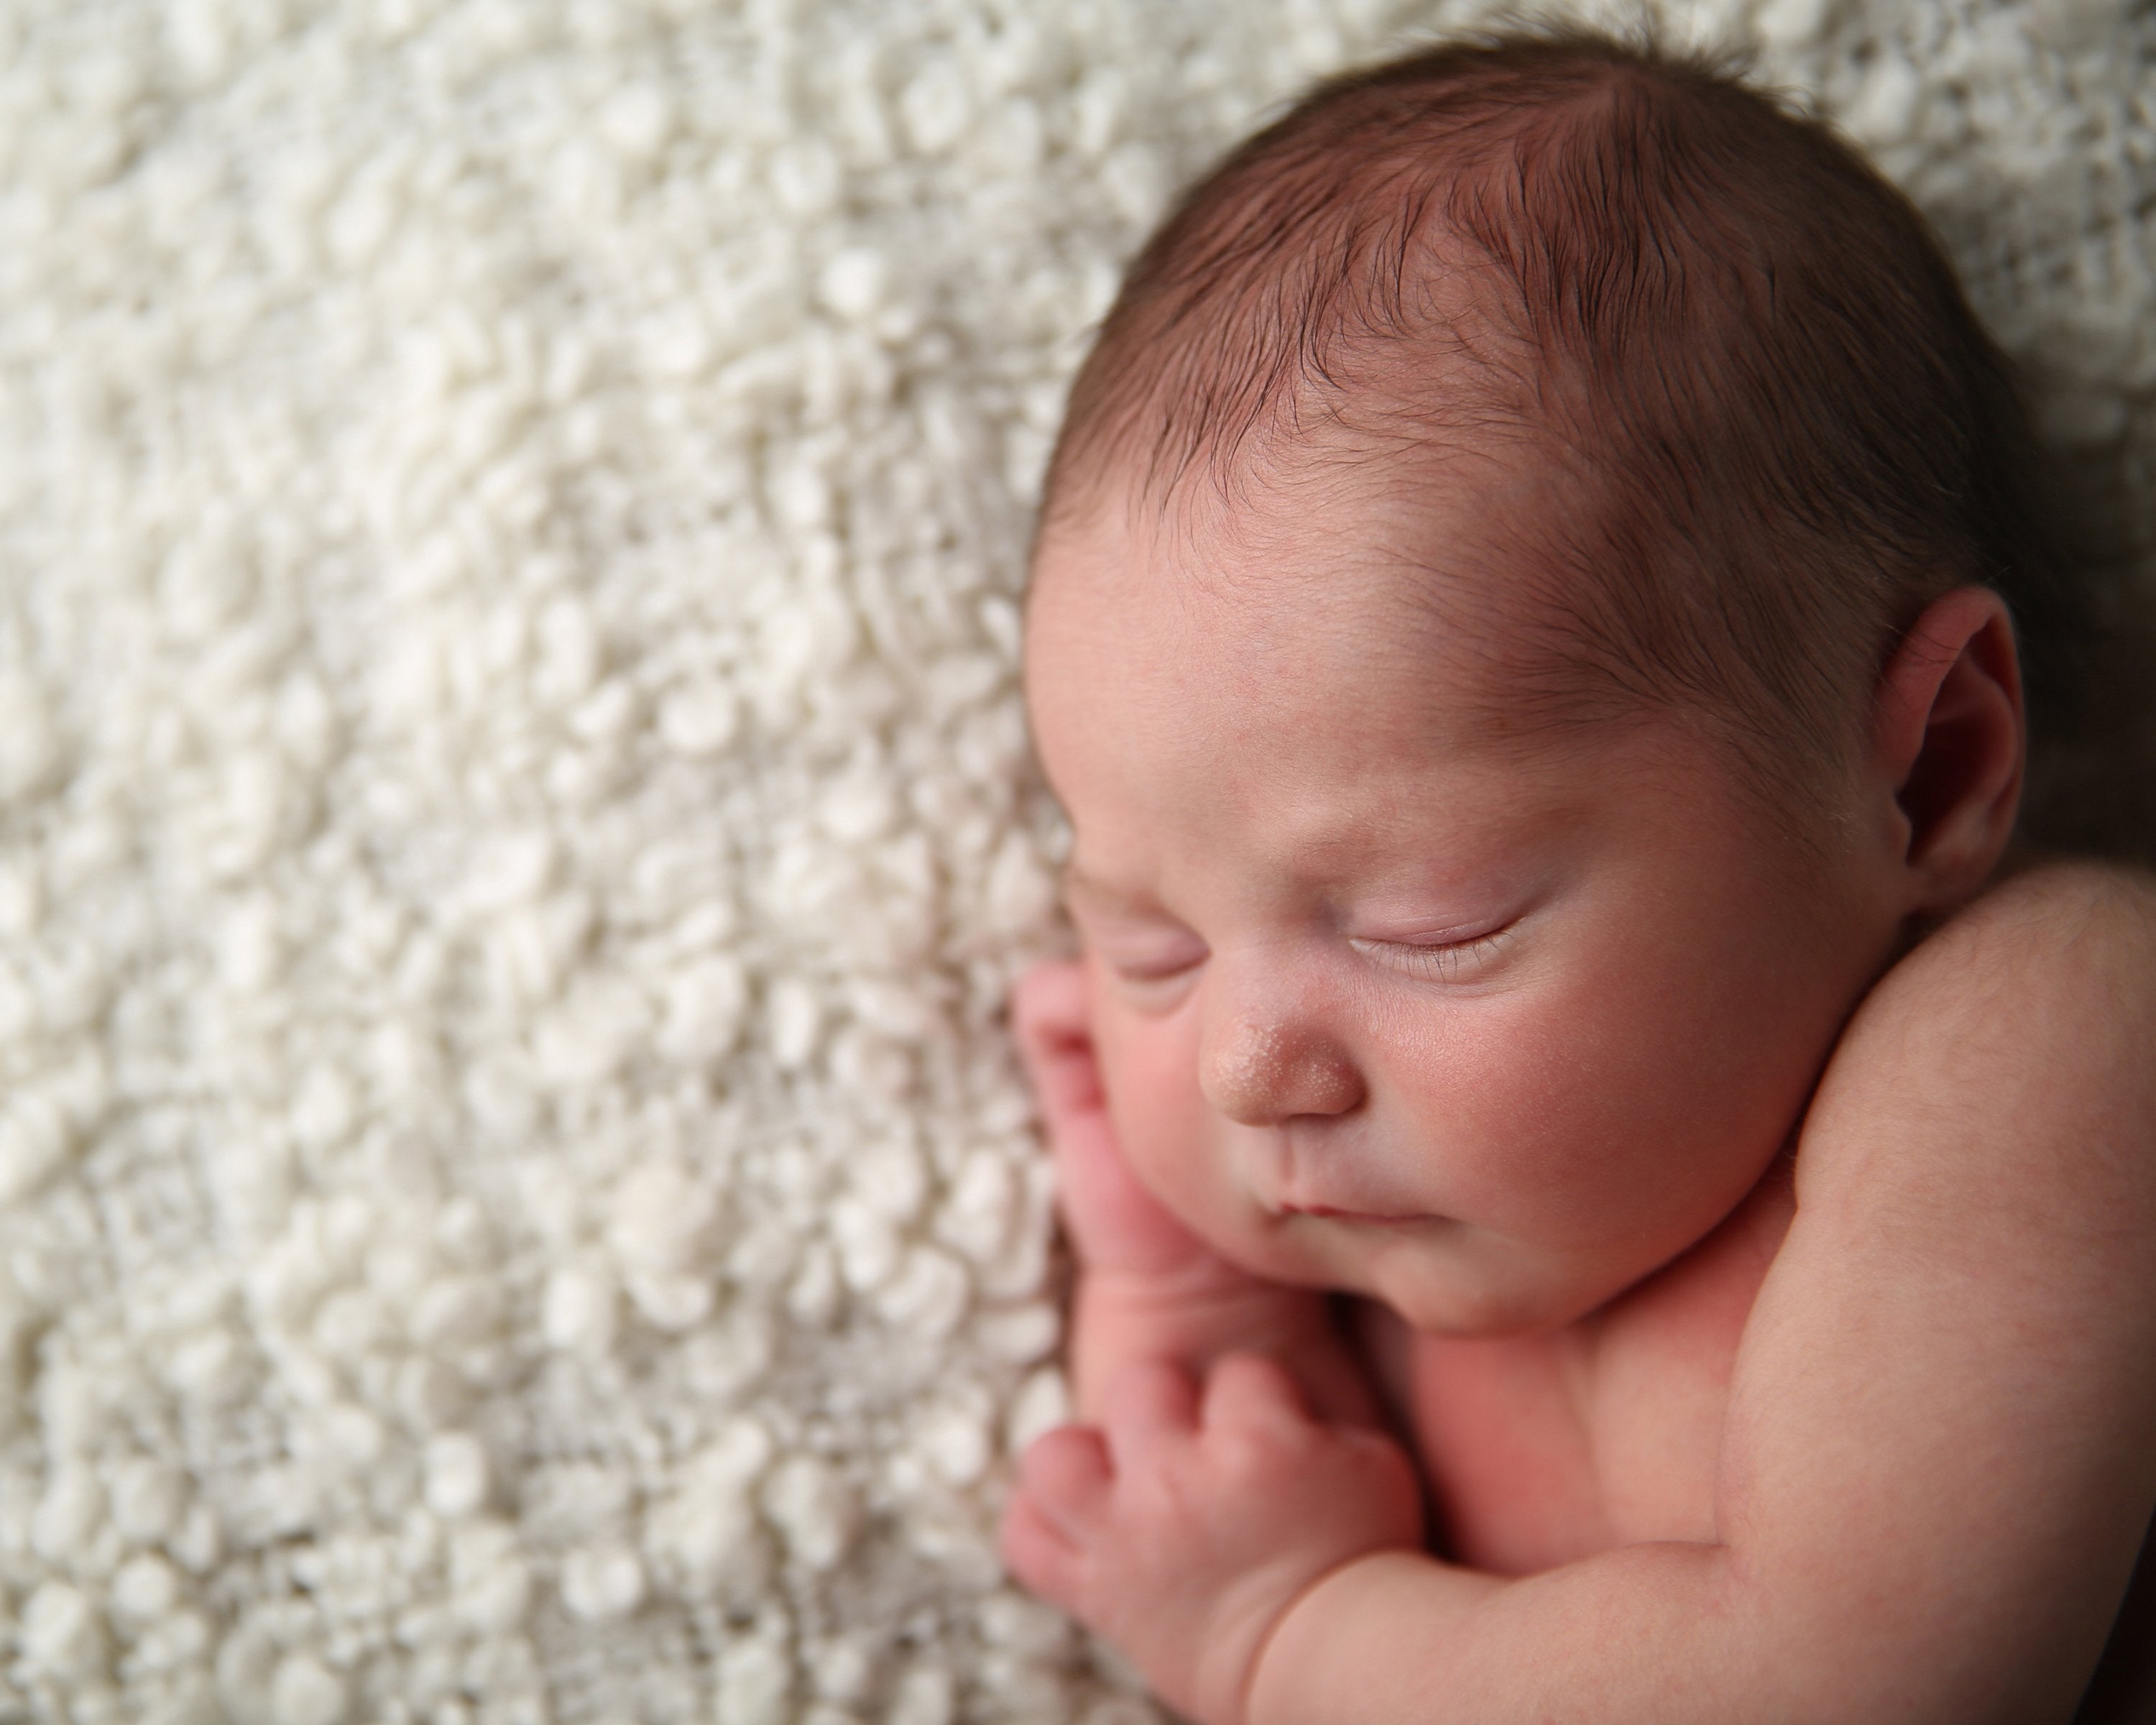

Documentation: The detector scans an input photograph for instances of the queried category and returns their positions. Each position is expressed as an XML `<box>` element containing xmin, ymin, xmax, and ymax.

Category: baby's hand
<box><xmin>1014</xmin><ymin>962</ymin><xmax>1386</xmax><ymax>1427</ymax></box>
<box><xmin>1003</xmin><ymin>1353</ymin><xmax>1424</xmax><ymax>1725</ymax></box>
<box><xmin>1014</xmin><ymin>960</ymin><xmax>1225</xmax><ymax>1288</ymax></box>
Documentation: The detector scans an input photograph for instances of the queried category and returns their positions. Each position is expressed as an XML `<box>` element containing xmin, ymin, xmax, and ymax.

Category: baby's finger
<box><xmin>1018</xmin><ymin>1424</ymin><xmax>1114</xmax><ymax>1530</ymax></box>
<box><xmin>1051</xmin><ymin>1108</ymin><xmax>1217</xmax><ymax>1277</ymax></box>
<box><xmin>1201</xmin><ymin>1351</ymin><xmax>1316</xmax><ymax>1435</ymax></box>
<box><xmin>1013</xmin><ymin>967</ymin><xmax>1210</xmax><ymax>1273</ymax></box>
<box><xmin>1102</xmin><ymin>1358</ymin><xmax>1200</xmax><ymax>1458</ymax></box>
<box><xmin>1012</xmin><ymin>962</ymin><xmax>1100</xmax><ymax>1113</ymax></box>
<box><xmin>1013</xmin><ymin>965</ymin><xmax>1242</xmax><ymax>1282</ymax></box>
<box><xmin>999</xmin><ymin>1491</ymin><xmax>1084</xmax><ymax>1611</ymax></box>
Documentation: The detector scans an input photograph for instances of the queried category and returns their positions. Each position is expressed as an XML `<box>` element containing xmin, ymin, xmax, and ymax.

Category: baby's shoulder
<box><xmin>1915</xmin><ymin>855</ymin><xmax>2156</xmax><ymax>965</ymax></box>
<box><xmin>1861</xmin><ymin>857</ymin><xmax>2156</xmax><ymax>1047</ymax></box>
<box><xmin>1802</xmin><ymin>857</ymin><xmax>2156</xmax><ymax>1228</ymax></box>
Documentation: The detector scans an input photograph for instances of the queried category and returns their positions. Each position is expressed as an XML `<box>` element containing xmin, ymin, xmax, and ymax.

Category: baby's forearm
<box><xmin>1250</xmin><ymin>1546</ymin><xmax>1731</xmax><ymax>1725</ymax></box>
<box><xmin>1248</xmin><ymin>1541</ymin><xmax>2078</xmax><ymax>1725</ymax></box>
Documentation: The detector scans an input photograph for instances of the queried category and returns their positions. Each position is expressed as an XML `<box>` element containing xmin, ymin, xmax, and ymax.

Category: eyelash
<box><xmin>1350</xmin><ymin>928</ymin><xmax>1513</xmax><ymax>984</ymax></box>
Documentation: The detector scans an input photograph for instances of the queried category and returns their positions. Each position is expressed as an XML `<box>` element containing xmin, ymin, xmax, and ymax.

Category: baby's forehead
<box><xmin>1027</xmin><ymin>463</ymin><xmax>1629</xmax><ymax>756</ymax></box>
<box><xmin>1038</xmin><ymin>443</ymin><xmax>1590</xmax><ymax>654</ymax></box>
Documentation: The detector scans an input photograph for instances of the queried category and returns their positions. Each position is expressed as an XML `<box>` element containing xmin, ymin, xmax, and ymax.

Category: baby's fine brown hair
<box><xmin>1040</xmin><ymin>26</ymin><xmax>2080</xmax><ymax>797</ymax></box>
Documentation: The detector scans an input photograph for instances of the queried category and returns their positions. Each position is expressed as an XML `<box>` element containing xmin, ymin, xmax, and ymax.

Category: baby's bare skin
<box><xmin>1000</xmin><ymin>483</ymin><xmax>2156</xmax><ymax>1724</ymax></box>
<box><xmin>1018</xmin><ymin>870</ymin><xmax>2156</xmax><ymax>1722</ymax></box>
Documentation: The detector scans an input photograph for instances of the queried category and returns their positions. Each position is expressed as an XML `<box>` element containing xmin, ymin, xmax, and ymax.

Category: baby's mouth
<box><xmin>1278</xmin><ymin>1202</ymin><xmax>1429</xmax><ymax>1228</ymax></box>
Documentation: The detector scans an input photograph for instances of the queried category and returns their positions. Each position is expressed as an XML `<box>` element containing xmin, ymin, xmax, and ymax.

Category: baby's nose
<box><xmin>1199</xmin><ymin>1014</ymin><xmax>1365</xmax><ymax>1125</ymax></box>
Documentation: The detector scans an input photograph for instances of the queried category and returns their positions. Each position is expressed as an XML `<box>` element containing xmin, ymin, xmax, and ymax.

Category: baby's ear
<box><xmin>1867</xmin><ymin>586</ymin><xmax>2026</xmax><ymax>912</ymax></box>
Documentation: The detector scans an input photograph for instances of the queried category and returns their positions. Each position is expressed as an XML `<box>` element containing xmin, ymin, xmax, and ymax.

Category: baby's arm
<box><xmin>1013</xmin><ymin>865</ymin><xmax>2156</xmax><ymax>1724</ymax></box>
<box><xmin>1013</xmin><ymin>961</ymin><xmax>1387</xmax><ymax>1427</ymax></box>
<box><xmin>1007</xmin><ymin>962</ymin><xmax>1423</xmax><ymax>1722</ymax></box>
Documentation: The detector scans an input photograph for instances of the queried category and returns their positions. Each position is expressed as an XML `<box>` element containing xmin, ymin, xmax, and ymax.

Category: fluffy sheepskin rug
<box><xmin>1</xmin><ymin>0</ymin><xmax>2149</xmax><ymax>1720</ymax></box>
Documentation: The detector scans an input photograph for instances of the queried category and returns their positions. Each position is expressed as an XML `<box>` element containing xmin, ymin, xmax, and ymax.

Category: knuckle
<box><xmin>1015</xmin><ymin>960</ymin><xmax>1084</xmax><ymax>1029</ymax></box>
<box><xmin>1220</xmin><ymin>1349</ymin><xmax>1291</xmax><ymax>1399</ymax></box>
<box><xmin>1211</xmin><ymin>1418</ymin><xmax>1289</xmax><ymax>1486</ymax></box>
<box><xmin>1204</xmin><ymin>1351</ymin><xmax>1307</xmax><ymax>1437</ymax></box>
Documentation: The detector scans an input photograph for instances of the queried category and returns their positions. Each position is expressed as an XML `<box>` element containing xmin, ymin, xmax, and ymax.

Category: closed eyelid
<box><xmin>1084</xmin><ymin>919</ymin><xmax>1208</xmax><ymax>970</ymax></box>
<box><xmin>1358</xmin><ymin>915</ymin><xmax>1501</xmax><ymax>944</ymax></box>
<box><xmin>1067</xmin><ymin>883</ymin><xmax>1207</xmax><ymax>987</ymax></box>
<box><xmin>1350</xmin><ymin>878</ymin><xmax>1547</xmax><ymax>946</ymax></box>
<box><xmin>1093</xmin><ymin>937</ymin><xmax>1207</xmax><ymax>1011</ymax></box>
<box><xmin>1349</xmin><ymin>919</ymin><xmax>1521</xmax><ymax>983</ymax></box>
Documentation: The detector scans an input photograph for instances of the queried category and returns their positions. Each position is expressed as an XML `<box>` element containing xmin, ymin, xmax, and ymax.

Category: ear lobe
<box><xmin>1869</xmin><ymin>586</ymin><xmax>2027</xmax><ymax>911</ymax></box>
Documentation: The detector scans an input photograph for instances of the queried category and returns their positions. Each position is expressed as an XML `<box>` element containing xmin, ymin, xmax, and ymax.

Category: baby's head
<box><xmin>1023</xmin><ymin>29</ymin><xmax>2074</xmax><ymax>1334</ymax></box>
<box><xmin>1041</xmin><ymin>27</ymin><xmax>2074</xmax><ymax>797</ymax></box>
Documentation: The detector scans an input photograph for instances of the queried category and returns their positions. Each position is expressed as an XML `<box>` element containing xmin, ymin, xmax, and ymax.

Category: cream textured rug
<box><xmin>1</xmin><ymin>1</ymin><xmax>2150</xmax><ymax>1721</ymax></box>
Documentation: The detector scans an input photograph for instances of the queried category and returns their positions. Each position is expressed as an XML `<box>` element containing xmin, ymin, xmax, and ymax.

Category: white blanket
<box><xmin>1</xmin><ymin>1</ymin><xmax>2147</xmax><ymax>1719</ymax></box>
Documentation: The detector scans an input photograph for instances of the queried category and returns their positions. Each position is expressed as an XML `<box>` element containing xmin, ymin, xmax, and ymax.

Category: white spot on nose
<box><xmin>1207</xmin><ymin>1012</ymin><xmax>1364</xmax><ymax>1123</ymax></box>
<box><xmin>1215</xmin><ymin>1020</ymin><xmax>1287</xmax><ymax>1108</ymax></box>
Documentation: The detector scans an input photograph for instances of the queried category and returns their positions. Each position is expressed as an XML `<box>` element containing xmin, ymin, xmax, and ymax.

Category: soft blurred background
<box><xmin>0</xmin><ymin>1</ymin><xmax>2149</xmax><ymax>1721</ymax></box>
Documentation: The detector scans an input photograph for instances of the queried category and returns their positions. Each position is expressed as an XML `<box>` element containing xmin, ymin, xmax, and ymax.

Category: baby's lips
<box><xmin>1276</xmin><ymin>1202</ymin><xmax>1434</xmax><ymax>1228</ymax></box>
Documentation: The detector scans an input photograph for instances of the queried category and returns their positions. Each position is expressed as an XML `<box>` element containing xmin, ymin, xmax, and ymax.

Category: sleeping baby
<box><xmin>998</xmin><ymin>27</ymin><xmax>2156</xmax><ymax>1725</ymax></box>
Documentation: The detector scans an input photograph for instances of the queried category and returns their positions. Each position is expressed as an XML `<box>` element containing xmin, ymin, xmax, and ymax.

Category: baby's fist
<box><xmin>1001</xmin><ymin>1353</ymin><xmax>1424</xmax><ymax>1725</ymax></box>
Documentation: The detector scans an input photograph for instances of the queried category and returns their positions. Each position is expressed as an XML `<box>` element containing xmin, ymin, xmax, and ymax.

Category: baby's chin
<box><xmin>1259</xmin><ymin>1216</ymin><xmax>1631</xmax><ymax>1338</ymax></box>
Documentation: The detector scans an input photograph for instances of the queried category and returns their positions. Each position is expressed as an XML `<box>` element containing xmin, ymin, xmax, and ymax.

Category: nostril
<box><xmin>1301</xmin><ymin>1057</ymin><xmax>1365</xmax><ymax>1116</ymax></box>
